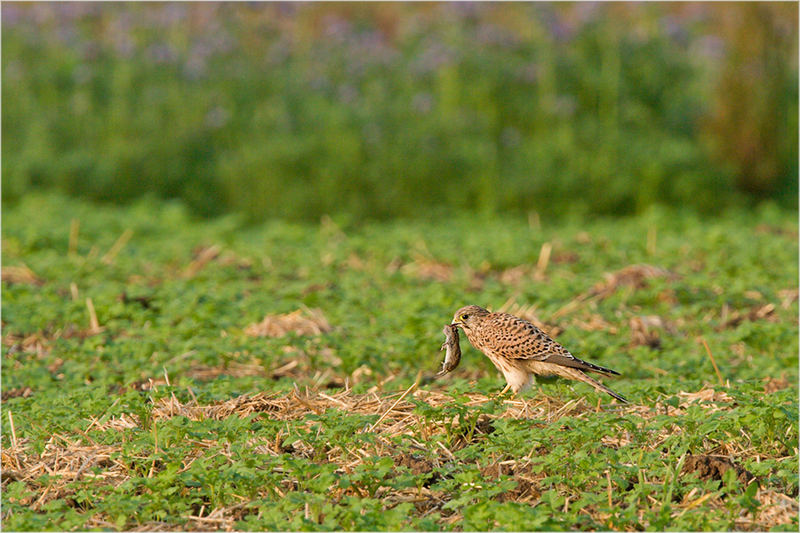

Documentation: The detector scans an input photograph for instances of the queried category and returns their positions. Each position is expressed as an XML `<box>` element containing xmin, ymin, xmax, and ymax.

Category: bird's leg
<box><xmin>490</xmin><ymin>383</ymin><xmax>512</xmax><ymax>401</ymax></box>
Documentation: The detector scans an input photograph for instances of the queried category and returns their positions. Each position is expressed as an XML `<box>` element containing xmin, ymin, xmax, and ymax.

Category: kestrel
<box><xmin>451</xmin><ymin>305</ymin><xmax>627</xmax><ymax>403</ymax></box>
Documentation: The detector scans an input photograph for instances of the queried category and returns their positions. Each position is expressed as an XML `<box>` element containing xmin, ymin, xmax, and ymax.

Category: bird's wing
<box><xmin>485</xmin><ymin>313</ymin><xmax>619</xmax><ymax>375</ymax></box>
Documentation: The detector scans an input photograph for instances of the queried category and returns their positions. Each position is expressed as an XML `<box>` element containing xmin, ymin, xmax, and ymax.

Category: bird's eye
<box><xmin>461</xmin><ymin>314</ymin><xmax>469</xmax><ymax>320</ymax></box>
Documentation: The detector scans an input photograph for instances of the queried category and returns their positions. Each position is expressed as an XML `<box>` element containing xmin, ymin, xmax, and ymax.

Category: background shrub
<box><xmin>2</xmin><ymin>2</ymin><xmax>797</xmax><ymax>221</ymax></box>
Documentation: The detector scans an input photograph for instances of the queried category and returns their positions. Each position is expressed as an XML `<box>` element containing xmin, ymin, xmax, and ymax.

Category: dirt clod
<box><xmin>763</xmin><ymin>377</ymin><xmax>791</xmax><ymax>393</ymax></box>
<box><xmin>720</xmin><ymin>303</ymin><xmax>778</xmax><ymax>330</ymax></box>
<box><xmin>682</xmin><ymin>454</ymin><xmax>755</xmax><ymax>486</ymax></box>
<box><xmin>245</xmin><ymin>308</ymin><xmax>331</xmax><ymax>337</ymax></box>
<box><xmin>480</xmin><ymin>462</ymin><xmax>541</xmax><ymax>502</ymax></box>
<box><xmin>1</xmin><ymin>264</ymin><xmax>43</xmax><ymax>285</ymax></box>
<box><xmin>1</xmin><ymin>386</ymin><xmax>33</xmax><ymax>400</ymax></box>
<box><xmin>396</xmin><ymin>454</ymin><xmax>435</xmax><ymax>476</ymax></box>
<box><xmin>590</xmin><ymin>264</ymin><xmax>677</xmax><ymax>299</ymax></box>
<box><xmin>629</xmin><ymin>315</ymin><xmax>671</xmax><ymax>349</ymax></box>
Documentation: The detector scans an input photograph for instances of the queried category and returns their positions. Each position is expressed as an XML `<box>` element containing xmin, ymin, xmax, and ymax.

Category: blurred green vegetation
<box><xmin>2</xmin><ymin>3</ymin><xmax>797</xmax><ymax>221</ymax></box>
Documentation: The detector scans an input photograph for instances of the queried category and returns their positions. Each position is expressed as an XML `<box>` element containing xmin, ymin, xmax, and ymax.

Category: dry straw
<box><xmin>2</xmin><ymin>384</ymin><xmax>795</xmax><ymax>531</ymax></box>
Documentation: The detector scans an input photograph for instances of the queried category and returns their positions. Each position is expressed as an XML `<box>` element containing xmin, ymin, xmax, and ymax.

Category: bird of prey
<box><xmin>451</xmin><ymin>305</ymin><xmax>627</xmax><ymax>403</ymax></box>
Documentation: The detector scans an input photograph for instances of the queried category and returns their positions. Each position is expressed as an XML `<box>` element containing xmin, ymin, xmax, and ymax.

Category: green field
<box><xmin>2</xmin><ymin>194</ymin><xmax>798</xmax><ymax>531</ymax></box>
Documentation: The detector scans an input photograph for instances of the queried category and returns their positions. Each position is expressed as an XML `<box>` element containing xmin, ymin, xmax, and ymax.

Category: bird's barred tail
<box><xmin>577</xmin><ymin>359</ymin><xmax>621</xmax><ymax>376</ymax></box>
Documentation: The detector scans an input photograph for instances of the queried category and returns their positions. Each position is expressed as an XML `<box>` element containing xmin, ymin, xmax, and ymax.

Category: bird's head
<box><xmin>452</xmin><ymin>305</ymin><xmax>490</xmax><ymax>330</ymax></box>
